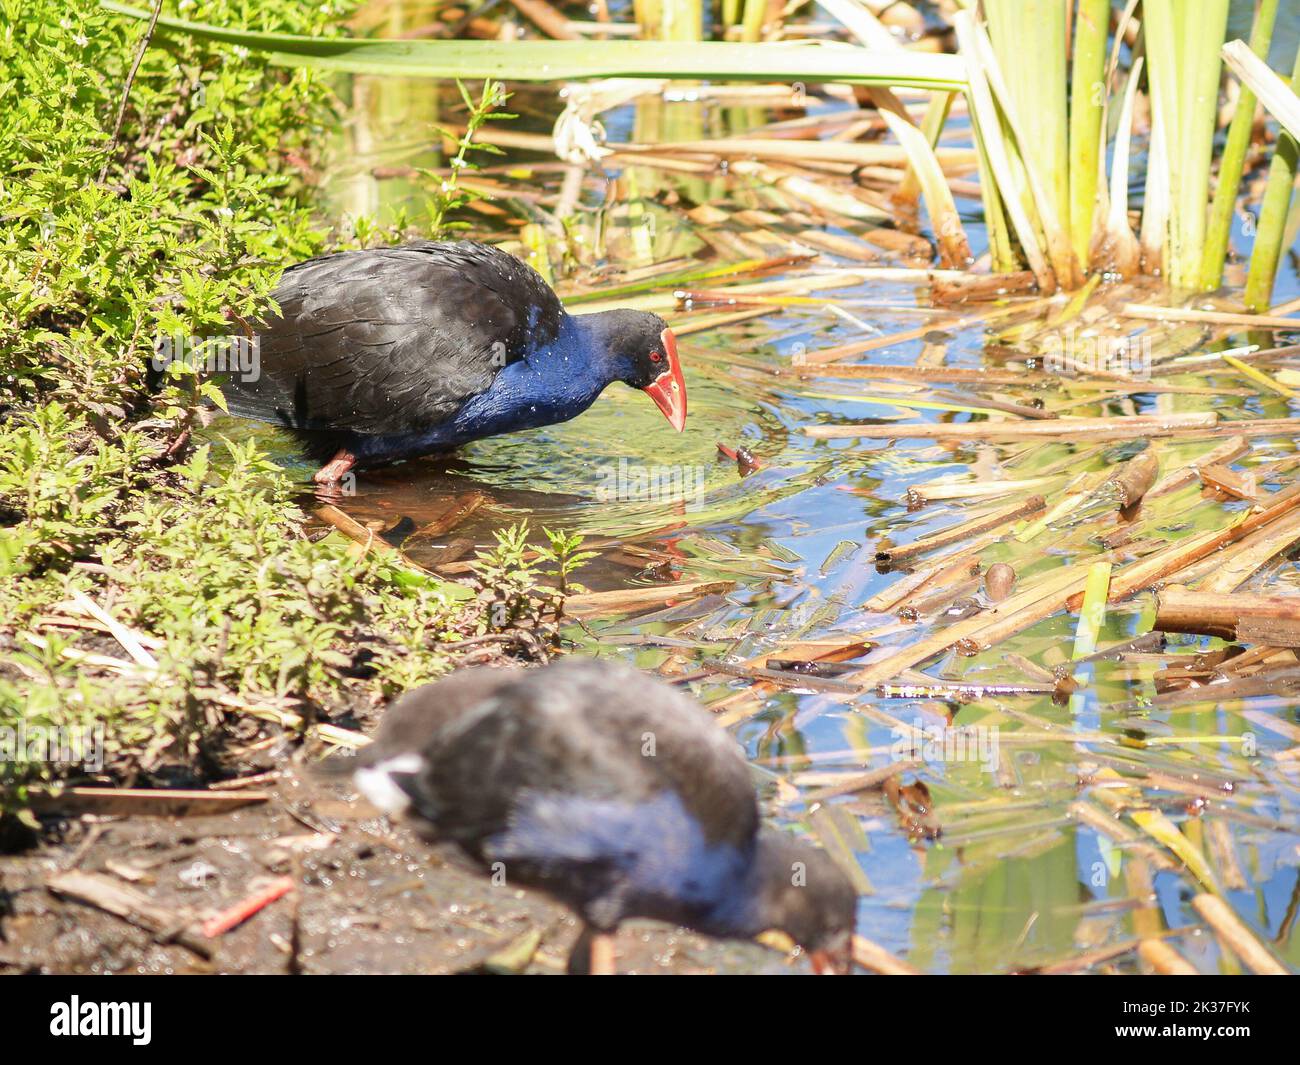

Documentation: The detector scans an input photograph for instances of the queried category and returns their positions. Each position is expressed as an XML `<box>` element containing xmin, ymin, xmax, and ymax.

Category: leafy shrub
<box><xmin>0</xmin><ymin>3</ymin><xmax>550</xmax><ymax>814</ymax></box>
<box><xmin>0</xmin><ymin>0</ymin><xmax>338</xmax><ymax>419</ymax></box>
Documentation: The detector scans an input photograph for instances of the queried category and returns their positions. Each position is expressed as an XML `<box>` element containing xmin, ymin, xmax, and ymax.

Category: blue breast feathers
<box><xmin>485</xmin><ymin>789</ymin><xmax>751</xmax><ymax>915</ymax></box>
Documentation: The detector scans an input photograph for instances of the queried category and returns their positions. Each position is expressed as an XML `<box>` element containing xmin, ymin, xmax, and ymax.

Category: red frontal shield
<box><xmin>642</xmin><ymin>328</ymin><xmax>687</xmax><ymax>432</ymax></box>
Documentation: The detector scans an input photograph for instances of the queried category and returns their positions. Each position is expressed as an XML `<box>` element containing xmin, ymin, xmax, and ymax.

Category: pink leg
<box><xmin>314</xmin><ymin>449</ymin><xmax>356</xmax><ymax>486</ymax></box>
<box><xmin>589</xmin><ymin>932</ymin><xmax>616</xmax><ymax>976</ymax></box>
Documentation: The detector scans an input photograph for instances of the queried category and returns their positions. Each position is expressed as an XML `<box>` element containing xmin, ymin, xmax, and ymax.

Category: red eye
<box><xmin>650</xmin><ymin>351</ymin><xmax>663</xmax><ymax>362</ymax></box>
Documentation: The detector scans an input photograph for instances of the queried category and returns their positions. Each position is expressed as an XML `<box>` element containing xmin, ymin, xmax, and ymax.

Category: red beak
<box><xmin>810</xmin><ymin>937</ymin><xmax>853</xmax><ymax>975</ymax></box>
<box><xmin>642</xmin><ymin>328</ymin><xmax>687</xmax><ymax>432</ymax></box>
<box><xmin>810</xmin><ymin>932</ymin><xmax>853</xmax><ymax>975</ymax></box>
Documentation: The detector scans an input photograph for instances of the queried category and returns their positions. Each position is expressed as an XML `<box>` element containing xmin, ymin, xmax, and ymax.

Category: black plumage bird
<box><xmin>222</xmin><ymin>241</ymin><xmax>687</xmax><ymax>484</ymax></box>
<box><xmin>349</xmin><ymin>658</ymin><xmax>857</xmax><ymax>974</ymax></box>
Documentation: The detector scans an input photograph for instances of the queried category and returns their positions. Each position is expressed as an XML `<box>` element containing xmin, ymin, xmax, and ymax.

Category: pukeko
<box><xmin>348</xmin><ymin>658</ymin><xmax>857</xmax><ymax>974</ymax></box>
<box><xmin>223</xmin><ymin>241</ymin><xmax>687</xmax><ymax>484</ymax></box>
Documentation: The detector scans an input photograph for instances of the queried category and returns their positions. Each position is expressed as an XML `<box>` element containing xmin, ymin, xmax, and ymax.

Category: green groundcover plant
<box><xmin>0</xmin><ymin>1</ymin><xmax>555</xmax><ymax>818</ymax></box>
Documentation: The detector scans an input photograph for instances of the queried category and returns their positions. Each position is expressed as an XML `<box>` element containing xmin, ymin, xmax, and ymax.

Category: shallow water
<box><xmin>213</xmin><ymin>7</ymin><xmax>1300</xmax><ymax>973</ymax></box>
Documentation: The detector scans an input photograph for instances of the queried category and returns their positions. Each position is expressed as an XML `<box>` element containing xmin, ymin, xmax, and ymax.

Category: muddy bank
<box><xmin>0</xmin><ymin>766</ymin><xmax>799</xmax><ymax>975</ymax></box>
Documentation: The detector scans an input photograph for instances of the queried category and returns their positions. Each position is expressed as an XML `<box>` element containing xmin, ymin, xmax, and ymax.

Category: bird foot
<box><xmin>314</xmin><ymin>450</ymin><xmax>357</xmax><ymax>488</ymax></box>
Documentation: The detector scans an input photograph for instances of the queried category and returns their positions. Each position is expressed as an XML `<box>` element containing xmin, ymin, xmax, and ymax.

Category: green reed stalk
<box><xmin>721</xmin><ymin>0</ymin><xmax>741</xmax><ymax>35</ymax></box>
<box><xmin>977</xmin><ymin>139</ymin><xmax>1017</xmax><ymax>273</ymax></box>
<box><xmin>636</xmin><ymin>0</ymin><xmax>664</xmax><ymax>39</ymax></box>
<box><xmin>661</xmin><ymin>0</ymin><xmax>703</xmax><ymax>41</ymax></box>
<box><xmin>1244</xmin><ymin>44</ymin><xmax>1300</xmax><ymax>311</ymax></box>
<box><xmin>983</xmin><ymin>0</ymin><xmax>1077</xmax><ymax>287</ymax></box>
<box><xmin>102</xmin><ymin>2</ymin><xmax>968</xmax><ymax>89</ymax></box>
<box><xmin>1143</xmin><ymin>0</ymin><xmax>1231</xmax><ymax>290</ymax></box>
<box><xmin>1071</xmin><ymin>560</ymin><xmax>1112</xmax><ymax>664</ymax></box>
<box><xmin>897</xmin><ymin>91</ymin><xmax>953</xmax><ymax>205</ymax></box>
<box><xmin>1200</xmin><ymin>0</ymin><xmax>1280</xmax><ymax>291</ymax></box>
<box><xmin>953</xmin><ymin>10</ymin><xmax>1054</xmax><ymax>288</ymax></box>
<box><xmin>1092</xmin><ymin>55</ymin><xmax>1143</xmax><ymax>277</ymax></box>
<box><xmin>1067</xmin><ymin>0</ymin><xmax>1110</xmax><ymax>272</ymax></box>
<box><xmin>739</xmin><ymin>0</ymin><xmax>765</xmax><ymax>42</ymax></box>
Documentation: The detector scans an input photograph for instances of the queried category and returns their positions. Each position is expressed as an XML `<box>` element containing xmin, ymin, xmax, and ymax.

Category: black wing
<box><xmin>390</xmin><ymin>660</ymin><xmax>760</xmax><ymax>855</ymax></box>
<box><xmin>222</xmin><ymin>241</ymin><xmax>564</xmax><ymax>435</ymax></box>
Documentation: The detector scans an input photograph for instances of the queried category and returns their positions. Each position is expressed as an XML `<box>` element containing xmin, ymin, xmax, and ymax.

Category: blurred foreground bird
<box><xmin>348</xmin><ymin>658</ymin><xmax>856</xmax><ymax>974</ymax></box>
